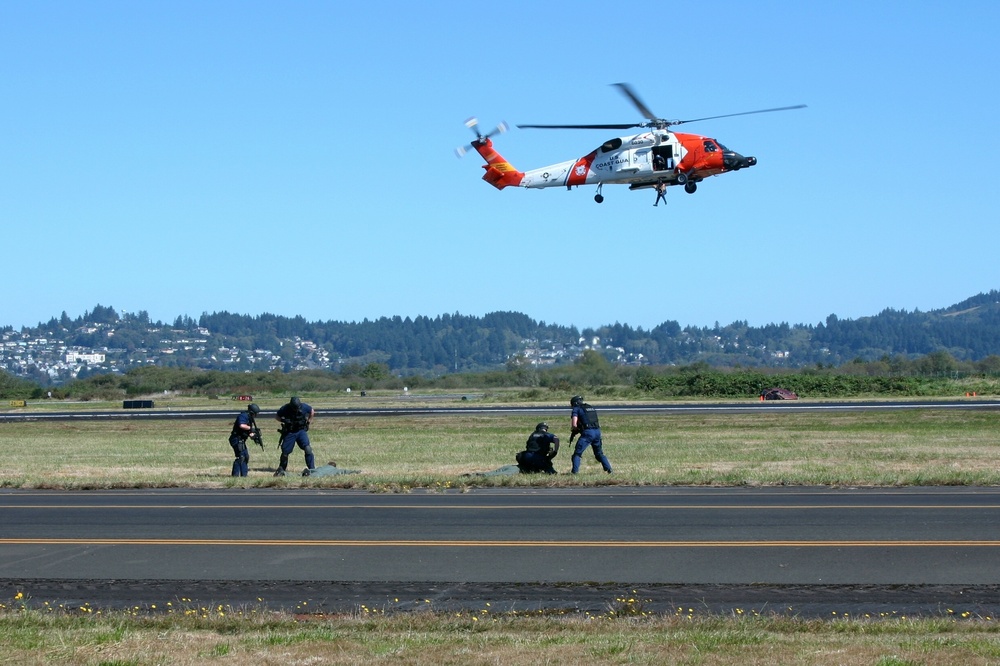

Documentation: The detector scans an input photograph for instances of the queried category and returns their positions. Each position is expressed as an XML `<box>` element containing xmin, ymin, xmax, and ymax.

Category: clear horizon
<box><xmin>7</xmin><ymin>288</ymin><xmax>995</xmax><ymax>333</ymax></box>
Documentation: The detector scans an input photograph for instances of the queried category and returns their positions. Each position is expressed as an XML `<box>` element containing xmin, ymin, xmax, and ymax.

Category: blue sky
<box><xmin>3</xmin><ymin>1</ymin><xmax>998</xmax><ymax>333</ymax></box>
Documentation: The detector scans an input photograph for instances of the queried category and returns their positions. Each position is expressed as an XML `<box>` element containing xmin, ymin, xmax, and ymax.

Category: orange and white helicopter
<box><xmin>457</xmin><ymin>83</ymin><xmax>804</xmax><ymax>204</ymax></box>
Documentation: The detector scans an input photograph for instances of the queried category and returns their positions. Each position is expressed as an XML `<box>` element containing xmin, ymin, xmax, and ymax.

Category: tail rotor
<box><xmin>455</xmin><ymin>117</ymin><xmax>509</xmax><ymax>157</ymax></box>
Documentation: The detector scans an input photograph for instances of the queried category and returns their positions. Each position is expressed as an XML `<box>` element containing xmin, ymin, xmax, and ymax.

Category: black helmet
<box><xmin>290</xmin><ymin>396</ymin><xmax>301</xmax><ymax>408</ymax></box>
<box><xmin>570</xmin><ymin>395</ymin><xmax>583</xmax><ymax>407</ymax></box>
<box><xmin>535</xmin><ymin>422</ymin><xmax>548</xmax><ymax>432</ymax></box>
<box><xmin>248</xmin><ymin>403</ymin><xmax>260</xmax><ymax>416</ymax></box>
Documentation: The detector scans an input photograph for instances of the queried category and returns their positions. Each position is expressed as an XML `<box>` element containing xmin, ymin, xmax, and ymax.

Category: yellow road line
<box><xmin>3</xmin><ymin>504</ymin><xmax>1000</xmax><ymax>510</ymax></box>
<box><xmin>3</xmin><ymin>538</ymin><xmax>1000</xmax><ymax>547</ymax></box>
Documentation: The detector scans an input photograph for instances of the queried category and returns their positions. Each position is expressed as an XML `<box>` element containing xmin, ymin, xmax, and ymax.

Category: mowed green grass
<box><xmin>1</xmin><ymin>404</ymin><xmax>998</xmax><ymax>488</ymax></box>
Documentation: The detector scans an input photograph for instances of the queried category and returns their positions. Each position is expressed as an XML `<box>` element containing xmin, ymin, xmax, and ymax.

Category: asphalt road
<box><xmin>2</xmin><ymin>397</ymin><xmax>998</xmax><ymax>422</ymax></box>
<box><xmin>4</xmin><ymin>486</ymin><xmax>1000</xmax><ymax>617</ymax></box>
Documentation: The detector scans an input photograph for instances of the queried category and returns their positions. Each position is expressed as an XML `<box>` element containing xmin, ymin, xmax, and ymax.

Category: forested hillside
<box><xmin>181</xmin><ymin>290</ymin><xmax>1000</xmax><ymax>368</ymax></box>
<box><xmin>196</xmin><ymin>310</ymin><xmax>569</xmax><ymax>371</ymax></box>
<box><xmin>3</xmin><ymin>291</ymin><xmax>999</xmax><ymax>383</ymax></box>
<box><xmin>584</xmin><ymin>291</ymin><xmax>1000</xmax><ymax>367</ymax></box>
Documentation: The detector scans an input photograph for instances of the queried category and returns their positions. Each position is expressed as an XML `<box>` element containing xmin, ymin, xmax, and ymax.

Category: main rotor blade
<box><xmin>673</xmin><ymin>105</ymin><xmax>807</xmax><ymax>125</ymax></box>
<box><xmin>612</xmin><ymin>82</ymin><xmax>658</xmax><ymax>122</ymax></box>
<box><xmin>516</xmin><ymin>123</ymin><xmax>640</xmax><ymax>130</ymax></box>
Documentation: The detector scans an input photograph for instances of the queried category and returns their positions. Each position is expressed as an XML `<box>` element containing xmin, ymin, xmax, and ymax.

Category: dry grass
<box><xmin>3</xmin><ymin>607</ymin><xmax>1000</xmax><ymax>665</ymax></box>
<box><xmin>1</xmin><ymin>406</ymin><xmax>999</xmax><ymax>488</ymax></box>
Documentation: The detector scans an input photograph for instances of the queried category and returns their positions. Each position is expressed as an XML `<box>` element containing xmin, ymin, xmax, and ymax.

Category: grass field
<box><xmin>3</xmin><ymin>607</ymin><xmax>1000</xmax><ymax>665</ymax></box>
<box><xmin>3</xmin><ymin>397</ymin><xmax>1000</xmax><ymax>663</ymax></box>
<box><xmin>1</xmin><ymin>399</ymin><xmax>998</xmax><ymax>489</ymax></box>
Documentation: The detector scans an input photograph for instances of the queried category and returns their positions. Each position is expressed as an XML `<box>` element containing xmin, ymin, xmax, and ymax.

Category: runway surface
<box><xmin>2</xmin><ymin>397</ymin><xmax>998</xmax><ymax>422</ymax></box>
<box><xmin>4</xmin><ymin>486</ymin><xmax>1000</xmax><ymax>617</ymax></box>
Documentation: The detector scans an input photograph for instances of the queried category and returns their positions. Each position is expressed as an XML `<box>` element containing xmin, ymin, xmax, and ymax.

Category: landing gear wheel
<box><xmin>675</xmin><ymin>172</ymin><xmax>688</xmax><ymax>185</ymax></box>
<box><xmin>594</xmin><ymin>194</ymin><xmax>604</xmax><ymax>204</ymax></box>
<box><xmin>684</xmin><ymin>181</ymin><xmax>698</xmax><ymax>194</ymax></box>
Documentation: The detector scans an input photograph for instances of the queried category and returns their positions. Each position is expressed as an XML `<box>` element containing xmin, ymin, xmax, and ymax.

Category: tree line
<box><xmin>3</xmin><ymin>349</ymin><xmax>997</xmax><ymax>401</ymax></box>
<box><xmin>6</xmin><ymin>290</ymin><xmax>1000</xmax><ymax>379</ymax></box>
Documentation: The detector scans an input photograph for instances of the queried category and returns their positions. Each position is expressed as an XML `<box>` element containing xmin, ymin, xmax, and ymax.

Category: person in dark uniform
<box><xmin>569</xmin><ymin>395</ymin><xmax>612</xmax><ymax>474</ymax></box>
<box><xmin>515</xmin><ymin>422</ymin><xmax>560</xmax><ymax>474</ymax></box>
<box><xmin>228</xmin><ymin>403</ymin><xmax>261</xmax><ymax>477</ymax></box>
<box><xmin>273</xmin><ymin>396</ymin><xmax>315</xmax><ymax>476</ymax></box>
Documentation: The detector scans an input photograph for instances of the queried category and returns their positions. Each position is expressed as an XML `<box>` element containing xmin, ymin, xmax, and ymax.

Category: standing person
<box><xmin>228</xmin><ymin>403</ymin><xmax>262</xmax><ymax>477</ymax></box>
<box><xmin>515</xmin><ymin>422</ymin><xmax>560</xmax><ymax>474</ymax></box>
<box><xmin>569</xmin><ymin>395</ymin><xmax>612</xmax><ymax>474</ymax></box>
<box><xmin>274</xmin><ymin>396</ymin><xmax>316</xmax><ymax>476</ymax></box>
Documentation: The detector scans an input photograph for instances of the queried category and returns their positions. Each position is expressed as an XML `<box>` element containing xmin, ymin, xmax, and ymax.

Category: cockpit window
<box><xmin>703</xmin><ymin>140</ymin><xmax>719</xmax><ymax>153</ymax></box>
<box><xmin>601</xmin><ymin>137</ymin><xmax>623</xmax><ymax>152</ymax></box>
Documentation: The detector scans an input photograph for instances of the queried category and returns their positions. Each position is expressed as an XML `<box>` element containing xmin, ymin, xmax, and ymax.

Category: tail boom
<box><xmin>471</xmin><ymin>138</ymin><xmax>524</xmax><ymax>190</ymax></box>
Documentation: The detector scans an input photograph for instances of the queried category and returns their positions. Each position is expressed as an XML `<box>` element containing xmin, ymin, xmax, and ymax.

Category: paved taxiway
<box><xmin>1</xmin><ymin>398</ymin><xmax>998</xmax><ymax>423</ymax></box>
<box><xmin>5</xmin><ymin>486</ymin><xmax>1000</xmax><ymax>584</ymax></box>
<box><xmin>4</xmin><ymin>486</ymin><xmax>1000</xmax><ymax>616</ymax></box>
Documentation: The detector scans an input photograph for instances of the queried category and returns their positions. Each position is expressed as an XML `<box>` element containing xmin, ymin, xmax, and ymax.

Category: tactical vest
<box><xmin>230</xmin><ymin>413</ymin><xmax>250</xmax><ymax>440</ymax></box>
<box><xmin>580</xmin><ymin>404</ymin><xmax>600</xmax><ymax>429</ymax></box>
<box><xmin>285</xmin><ymin>405</ymin><xmax>309</xmax><ymax>431</ymax></box>
<box><xmin>525</xmin><ymin>431</ymin><xmax>548</xmax><ymax>454</ymax></box>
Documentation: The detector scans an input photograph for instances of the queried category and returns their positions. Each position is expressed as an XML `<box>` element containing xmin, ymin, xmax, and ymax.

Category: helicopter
<box><xmin>457</xmin><ymin>83</ymin><xmax>805</xmax><ymax>204</ymax></box>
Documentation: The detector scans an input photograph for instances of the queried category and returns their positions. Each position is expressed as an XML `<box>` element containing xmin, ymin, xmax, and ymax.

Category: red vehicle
<box><xmin>760</xmin><ymin>387</ymin><xmax>798</xmax><ymax>400</ymax></box>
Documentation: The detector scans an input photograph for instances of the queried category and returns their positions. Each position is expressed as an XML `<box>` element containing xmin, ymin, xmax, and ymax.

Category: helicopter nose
<box><xmin>723</xmin><ymin>151</ymin><xmax>756</xmax><ymax>170</ymax></box>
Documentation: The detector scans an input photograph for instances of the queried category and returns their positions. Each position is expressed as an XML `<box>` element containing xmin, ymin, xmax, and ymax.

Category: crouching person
<box><xmin>274</xmin><ymin>396</ymin><xmax>316</xmax><ymax>476</ymax></box>
<box><xmin>515</xmin><ymin>422</ymin><xmax>559</xmax><ymax>474</ymax></box>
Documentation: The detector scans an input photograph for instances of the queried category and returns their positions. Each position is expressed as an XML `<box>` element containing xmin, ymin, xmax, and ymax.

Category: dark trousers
<box><xmin>516</xmin><ymin>450</ymin><xmax>557</xmax><ymax>474</ymax></box>
<box><xmin>229</xmin><ymin>436</ymin><xmax>249</xmax><ymax>476</ymax></box>
<box><xmin>278</xmin><ymin>430</ymin><xmax>315</xmax><ymax>470</ymax></box>
<box><xmin>571</xmin><ymin>428</ymin><xmax>612</xmax><ymax>473</ymax></box>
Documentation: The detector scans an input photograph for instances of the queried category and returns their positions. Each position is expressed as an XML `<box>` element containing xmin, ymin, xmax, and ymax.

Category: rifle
<box><xmin>277</xmin><ymin>418</ymin><xmax>292</xmax><ymax>448</ymax></box>
<box><xmin>248</xmin><ymin>416</ymin><xmax>264</xmax><ymax>451</ymax></box>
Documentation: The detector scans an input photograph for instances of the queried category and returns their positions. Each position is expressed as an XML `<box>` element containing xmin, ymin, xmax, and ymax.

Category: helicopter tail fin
<box><xmin>471</xmin><ymin>137</ymin><xmax>524</xmax><ymax>190</ymax></box>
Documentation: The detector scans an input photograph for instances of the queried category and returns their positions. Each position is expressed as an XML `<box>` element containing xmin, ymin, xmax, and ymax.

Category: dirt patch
<box><xmin>5</xmin><ymin>579</ymin><xmax>1000</xmax><ymax>620</ymax></box>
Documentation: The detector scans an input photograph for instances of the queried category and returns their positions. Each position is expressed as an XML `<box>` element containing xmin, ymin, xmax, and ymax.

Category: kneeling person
<box><xmin>516</xmin><ymin>422</ymin><xmax>559</xmax><ymax>474</ymax></box>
